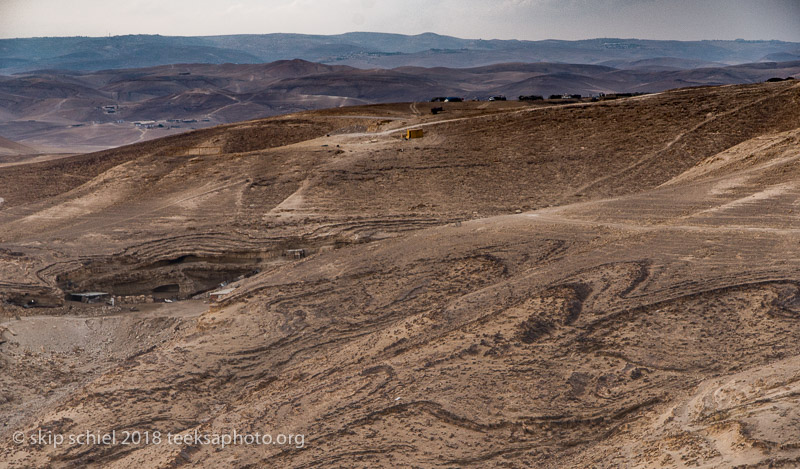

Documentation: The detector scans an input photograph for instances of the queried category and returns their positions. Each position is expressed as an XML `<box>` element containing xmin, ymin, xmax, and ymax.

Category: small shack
<box><xmin>286</xmin><ymin>249</ymin><xmax>306</xmax><ymax>259</ymax></box>
<box><xmin>209</xmin><ymin>288</ymin><xmax>235</xmax><ymax>303</ymax></box>
<box><xmin>67</xmin><ymin>292</ymin><xmax>110</xmax><ymax>304</ymax></box>
<box><xmin>406</xmin><ymin>129</ymin><xmax>424</xmax><ymax>139</ymax></box>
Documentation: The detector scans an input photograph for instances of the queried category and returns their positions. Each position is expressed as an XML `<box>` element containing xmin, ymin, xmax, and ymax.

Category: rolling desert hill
<box><xmin>597</xmin><ymin>57</ymin><xmax>726</xmax><ymax>70</ymax></box>
<box><xmin>1</xmin><ymin>80</ymin><xmax>800</xmax><ymax>467</ymax></box>
<box><xmin>2</xmin><ymin>59</ymin><xmax>799</xmax><ymax>153</ymax></box>
<box><xmin>0</xmin><ymin>136</ymin><xmax>36</xmax><ymax>158</ymax></box>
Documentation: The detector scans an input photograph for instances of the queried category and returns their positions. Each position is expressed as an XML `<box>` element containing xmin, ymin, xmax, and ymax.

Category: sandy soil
<box><xmin>0</xmin><ymin>81</ymin><xmax>800</xmax><ymax>468</ymax></box>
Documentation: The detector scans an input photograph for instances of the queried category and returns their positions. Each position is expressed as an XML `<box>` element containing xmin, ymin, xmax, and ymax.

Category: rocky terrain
<box><xmin>1</xmin><ymin>80</ymin><xmax>800</xmax><ymax>467</ymax></box>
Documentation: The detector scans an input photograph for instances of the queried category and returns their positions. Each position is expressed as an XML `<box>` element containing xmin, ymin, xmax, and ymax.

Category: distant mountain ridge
<box><xmin>2</xmin><ymin>33</ymin><xmax>800</xmax><ymax>73</ymax></box>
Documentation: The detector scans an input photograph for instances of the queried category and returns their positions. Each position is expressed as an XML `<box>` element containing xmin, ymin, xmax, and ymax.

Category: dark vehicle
<box><xmin>519</xmin><ymin>95</ymin><xmax>543</xmax><ymax>101</ymax></box>
<box><xmin>488</xmin><ymin>95</ymin><xmax>507</xmax><ymax>101</ymax></box>
<box><xmin>431</xmin><ymin>106</ymin><xmax>444</xmax><ymax>115</ymax></box>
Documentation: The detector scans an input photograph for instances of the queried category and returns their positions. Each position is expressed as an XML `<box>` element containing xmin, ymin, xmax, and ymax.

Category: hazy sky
<box><xmin>1</xmin><ymin>0</ymin><xmax>799</xmax><ymax>41</ymax></box>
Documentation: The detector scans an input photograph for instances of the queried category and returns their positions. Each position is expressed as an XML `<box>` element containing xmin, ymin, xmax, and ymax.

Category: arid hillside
<box><xmin>2</xmin><ymin>59</ymin><xmax>799</xmax><ymax>153</ymax></box>
<box><xmin>1</xmin><ymin>80</ymin><xmax>800</xmax><ymax>468</ymax></box>
<box><xmin>0</xmin><ymin>136</ymin><xmax>36</xmax><ymax>159</ymax></box>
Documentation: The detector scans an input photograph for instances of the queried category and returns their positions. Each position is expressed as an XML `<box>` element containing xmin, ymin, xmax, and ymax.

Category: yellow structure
<box><xmin>406</xmin><ymin>129</ymin><xmax>424</xmax><ymax>139</ymax></box>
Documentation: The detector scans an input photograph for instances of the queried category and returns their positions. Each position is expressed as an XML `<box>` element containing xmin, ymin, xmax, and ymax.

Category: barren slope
<box><xmin>3</xmin><ymin>59</ymin><xmax>799</xmax><ymax>153</ymax></box>
<box><xmin>1</xmin><ymin>81</ymin><xmax>800</xmax><ymax>468</ymax></box>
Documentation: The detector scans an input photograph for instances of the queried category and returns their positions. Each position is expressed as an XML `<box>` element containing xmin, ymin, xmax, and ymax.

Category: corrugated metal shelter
<box><xmin>68</xmin><ymin>292</ymin><xmax>110</xmax><ymax>303</ymax></box>
<box><xmin>209</xmin><ymin>288</ymin><xmax>235</xmax><ymax>302</ymax></box>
